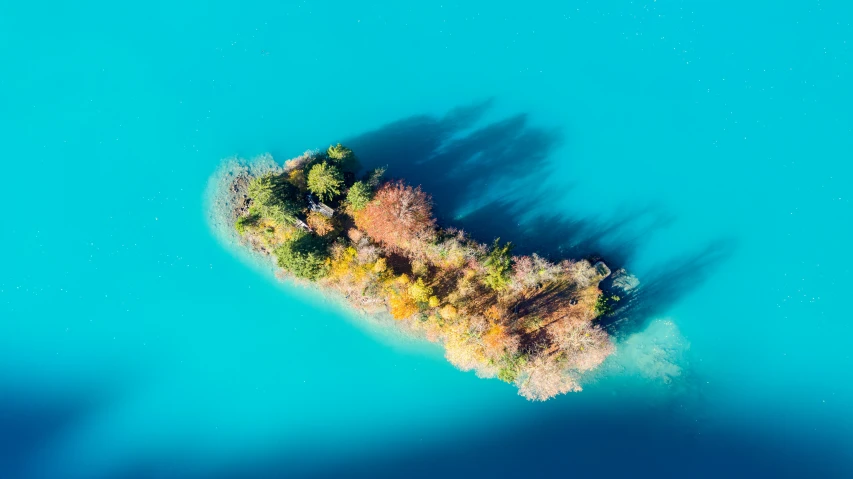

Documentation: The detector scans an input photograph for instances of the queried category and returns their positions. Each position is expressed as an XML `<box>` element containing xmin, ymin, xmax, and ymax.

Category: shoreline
<box><xmin>207</xmin><ymin>146</ymin><xmax>622</xmax><ymax>400</ymax></box>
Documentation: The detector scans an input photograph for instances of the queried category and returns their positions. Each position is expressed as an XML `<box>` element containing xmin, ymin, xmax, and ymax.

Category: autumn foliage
<box><xmin>355</xmin><ymin>180</ymin><xmax>436</xmax><ymax>255</ymax></box>
<box><xmin>228</xmin><ymin>146</ymin><xmax>616</xmax><ymax>401</ymax></box>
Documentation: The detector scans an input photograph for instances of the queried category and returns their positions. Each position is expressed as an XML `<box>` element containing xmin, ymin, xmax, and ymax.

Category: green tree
<box><xmin>365</xmin><ymin>167</ymin><xmax>386</xmax><ymax>189</ymax></box>
<box><xmin>346</xmin><ymin>181</ymin><xmax>372</xmax><ymax>211</ymax></box>
<box><xmin>307</xmin><ymin>162</ymin><xmax>344</xmax><ymax>201</ymax></box>
<box><xmin>248</xmin><ymin>174</ymin><xmax>277</xmax><ymax>206</ymax></box>
<box><xmin>274</xmin><ymin>232</ymin><xmax>330</xmax><ymax>280</ymax></box>
<box><xmin>327</xmin><ymin>143</ymin><xmax>359</xmax><ymax>172</ymax></box>
<box><xmin>248</xmin><ymin>173</ymin><xmax>303</xmax><ymax>225</ymax></box>
<box><xmin>483</xmin><ymin>238</ymin><xmax>513</xmax><ymax>291</ymax></box>
<box><xmin>327</xmin><ymin>143</ymin><xmax>353</xmax><ymax>161</ymax></box>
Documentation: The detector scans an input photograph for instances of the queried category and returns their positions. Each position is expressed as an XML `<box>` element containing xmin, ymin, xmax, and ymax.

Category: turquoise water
<box><xmin>2</xmin><ymin>1</ymin><xmax>852</xmax><ymax>477</ymax></box>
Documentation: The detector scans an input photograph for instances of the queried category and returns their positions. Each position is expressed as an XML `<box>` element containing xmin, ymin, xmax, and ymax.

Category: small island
<box><xmin>213</xmin><ymin>145</ymin><xmax>619</xmax><ymax>400</ymax></box>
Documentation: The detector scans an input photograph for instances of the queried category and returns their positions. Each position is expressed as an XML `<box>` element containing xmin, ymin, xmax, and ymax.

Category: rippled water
<box><xmin>2</xmin><ymin>1</ymin><xmax>851</xmax><ymax>477</ymax></box>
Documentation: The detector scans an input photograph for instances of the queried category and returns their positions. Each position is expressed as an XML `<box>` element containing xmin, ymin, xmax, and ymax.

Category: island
<box><xmin>212</xmin><ymin>145</ymin><xmax>619</xmax><ymax>400</ymax></box>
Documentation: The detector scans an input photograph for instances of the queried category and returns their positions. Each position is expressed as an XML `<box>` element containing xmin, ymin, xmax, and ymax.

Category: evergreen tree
<box><xmin>307</xmin><ymin>162</ymin><xmax>344</xmax><ymax>201</ymax></box>
<box><xmin>346</xmin><ymin>181</ymin><xmax>372</xmax><ymax>211</ymax></box>
<box><xmin>248</xmin><ymin>173</ymin><xmax>303</xmax><ymax>225</ymax></box>
<box><xmin>483</xmin><ymin>238</ymin><xmax>513</xmax><ymax>291</ymax></box>
<box><xmin>327</xmin><ymin>143</ymin><xmax>359</xmax><ymax>172</ymax></box>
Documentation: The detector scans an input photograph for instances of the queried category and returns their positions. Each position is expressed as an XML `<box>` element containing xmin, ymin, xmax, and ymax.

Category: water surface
<box><xmin>1</xmin><ymin>1</ymin><xmax>851</xmax><ymax>477</ymax></box>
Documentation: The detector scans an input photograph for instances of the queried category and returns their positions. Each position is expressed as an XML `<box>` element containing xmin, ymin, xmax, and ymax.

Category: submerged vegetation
<box><xmin>217</xmin><ymin>145</ymin><xmax>616</xmax><ymax>400</ymax></box>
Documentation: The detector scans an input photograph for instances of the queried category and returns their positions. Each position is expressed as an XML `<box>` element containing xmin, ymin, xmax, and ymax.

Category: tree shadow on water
<box><xmin>346</xmin><ymin>98</ymin><xmax>559</xmax><ymax>223</ymax></box>
<box><xmin>347</xmin><ymin>100</ymin><xmax>645</xmax><ymax>261</ymax></box>
<box><xmin>346</xmin><ymin>100</ymin><xmax>734</xmax><ymax>336</ymax></box>
<box><xmin>601</xmin><ymin>238</ymin><xmax>738</xmax><ymax>338</ymax></box>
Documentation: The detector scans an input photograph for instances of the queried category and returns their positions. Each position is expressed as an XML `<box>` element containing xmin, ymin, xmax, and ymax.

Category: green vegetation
<box><xmin>483</xmin><ymin>239</ymin><xmax>513</xmax><ymax>291</ymax></box>
<box><xmin>248</xmin><ymin>173</ymin><xmax>303</xmax><ymax>225</ymax></box>
<box><xmin>496</xmin><ymin>352</ymin><xmax>528</xmax><ymax>384</ymax></box>
<box><xmin>274</xmin><ymin>232</ymin><xmax>330</xmax><ymax>281</ymax></box>
<box><xmin>327</xmin><ymin>143</ymin><xmax>359</xmax><ymax>172</ymax></box>
<box><xmin>594</xmin><ymin>294</ymin><xmax>621</xmax><ymax>317</ymax></box>
<box><xmin>327</xmin><ymin>143</ymin><xmax>352</xmax><ymax>161</ymax></box>
<box><xmin>307</xmin><ymin>162</ymin><xmax>344</xmax><ymax>201</ymax></box>
<box><xmin>346</xmin><ymin>181</ymin><xmax>372</xmax><ymax>211</ymax></box>
<box><xmin>365</xmin><ymin>167</ymin><xmax>386</xmax><ymax>189</ymax></box>
<box><xmin>225</xmin><ymin>145</ymin><xmax>616</xmax><ymax>401</ymax></box>
<box><xmin>234</xmin><ymin>213</ymin><xmax>259</xmax><ymax>235</ymax></box>
<box><xmin>408</xmin><ymin>277</ymin><xmax>433</xmax><ymax>304</ymax></box>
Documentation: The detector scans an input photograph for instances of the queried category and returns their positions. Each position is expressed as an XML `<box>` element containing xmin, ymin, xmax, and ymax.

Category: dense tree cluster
<box><xmin>274</xmin><ymin>231</ymin><xmax>330</xmax><ymax>281</ymax></box>
<box><xmin>229</xmin><ymin>146</ymin><xmax>615</xmax><ymax>400</ymax></box>
<box><xmin>247</xmin><ymin>173</ymin><xmax>302</xmax><ymax>225</ymax></box>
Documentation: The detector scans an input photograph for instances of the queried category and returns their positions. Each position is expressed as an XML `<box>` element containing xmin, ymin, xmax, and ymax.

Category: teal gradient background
<box><xmin>1</xmin><ymin>1</ymin><xmax>851</xmax><ymax>477</ymax></box>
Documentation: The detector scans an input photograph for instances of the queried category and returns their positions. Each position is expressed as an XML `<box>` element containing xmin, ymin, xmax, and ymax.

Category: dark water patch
<box><xmin>0</xmin><ymin>389</ymin><xmax>99</xmax><ymax>479</ymax></box>
<box><xmin>207</xmin><ymin>400</ymin><xmax>851</xmax><ymax>479</ymax></box>
<box><xmin>320</xmin><ymin>410</ymin><xmax>851</xmax><ymax>478</ymax></box>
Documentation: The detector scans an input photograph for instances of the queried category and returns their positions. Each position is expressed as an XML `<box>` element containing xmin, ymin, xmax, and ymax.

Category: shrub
<box><xmin>373</xmin><ymin>257</ymin><xmax>387</xmax><ymax>273</ymax></box>
<box><xmin>483</xmin><ymin>324</ymin><xmax>507</xmax><ymax>351</ymax></box>
<box><xmin>549</xmin><ymin>320</ymin><xmax>614</xmax><ymax>372</ymax></box>
<box><xmin>594</xmin><ymin>293</ymin><xmax>620</xmax><ymax>317</ymax></box>
<box><xmin>430</xmin><ymin>234</ymin><xmax>473</xmax><ymax>269</ymax></box>
<box><xmin>484</xmin><ymin>305</ymin><xmax>504</xmax><ymax>321</ymax></box>
<box><xmin>496</xmin><ymin>352</ymin><xmax>527</xmax><ymax>384</ymax></box>
<box><xmin>355</xmin><ymin>242</ymin><xmax>381</xmax><ymax>264</ymax></box>
<box><xmin>411</xmin><ymin>260</ymin><xmax>429</xmax><ymax>276</ymax></box>
<box><xmin>568</xmin><ymin>260</ymin><xmax>599</xmax><ymax>288</ymax></box>
<box><xmin>522</xmin><ymin>315</ymin><xmax>544</xmax><ymax>331</ymax></box>
<box><xmin>389</xmin><ymin>294</ymin><xmax>419</xmax><ymax>319</ymax></box>
<box><xmin>408</xmin><ymin>277</ymin><xmax>433</xmax><ymax>303</ymax></box>
<box><xmin>234</xmin><ymin>214</ymin><xmax>259</xmax><ymax>235</ymax></box>
<box><xmin>306</xmin><ymin>211</ymin><xmax>335</xmax><ymax>236</ymax></box>
<box><xmin>365</xmin><ymin>167</ymin><xmax>386</xmax><ymax>189</ymax></box>
<box><xmin>511</xmin><ymin>254</ymin><xmax>562</xmax><ymax>292</ymax></box>
<box><xmin>274</xmin><ymin>232</ymin><xmax>330</xmax><ymax>280</ymax></box>
<box><xmin>346</xmin><ymin>181</ymin><xmax>372</xmax><ymax>211</ymax></box>
<box><xmin>516</xmin><ymin>356</ymin><xmax>581</xmax><ymax>400</ymax></box>
<box><xmin>288</xmin><ymin>169</ymin><xmax>307</xmax><ymax>190</ymax></box>
<box><xmin>307</xmin><ymin>162</ymin><xmax>343</xmax><ymax>201</ymax></box>
<box><xmin>439</xmin><ymin>304</ymin><xmax>457</xmax><ymax>319</ymax></box>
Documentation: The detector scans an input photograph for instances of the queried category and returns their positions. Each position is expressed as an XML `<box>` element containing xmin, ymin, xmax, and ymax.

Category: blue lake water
<box><xmin>2</xmin><ymin>1</ymin><xmax>851</xmax><ymax>477</ymax></box>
